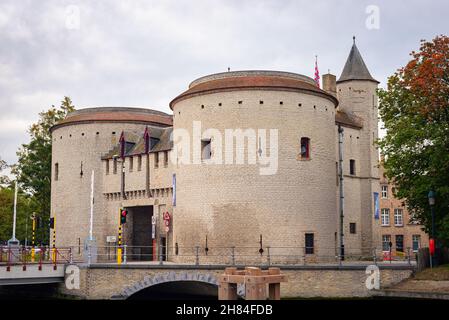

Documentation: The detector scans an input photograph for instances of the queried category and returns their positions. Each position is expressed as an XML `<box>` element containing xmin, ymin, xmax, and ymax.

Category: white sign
<box><xmin>365</xmin><ymin>265</ymin><xmax>380</xmax><ymax>290</ymax></box>
<box><xmin>165</xmin><ymin>226</ymin><xmax>169</xmax><ymax>233</ymax></box>
<box><xmin>106</xmin><ymin>236</ymin><xmax>117</xmax><ymax>243</ymax></box>
<box><xmin>65</xmin><ymin>265</ymin><xmax>80</xmax><ymax>290</ymax></box>
<box><xmin>151</xmin><ymin>216</ymin><xmax>156</xmax><ymax>225</ymax></box>
<box><xmin>152</xmin><ymin>224</ymin><xmax>156</xmax><ymax>239</ymax></box>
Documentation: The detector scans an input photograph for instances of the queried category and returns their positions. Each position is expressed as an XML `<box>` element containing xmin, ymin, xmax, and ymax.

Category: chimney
<box><xmin>322</xmin><ymin>73</ymin><xmax>336</xmax><ymax>97</ymax></box>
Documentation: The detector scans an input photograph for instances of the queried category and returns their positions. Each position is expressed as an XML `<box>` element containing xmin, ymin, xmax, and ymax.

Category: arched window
<box><xmin>300</xmin><ymin>137</ymin><xmax>310</xmax><ymax>159</ymax></box>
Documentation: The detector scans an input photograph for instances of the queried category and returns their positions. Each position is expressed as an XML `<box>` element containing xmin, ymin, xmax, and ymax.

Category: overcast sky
<box><xmin>0</xmin><ymin>0</ymin><xmax>448</xmax><ymax>165</ymax></box>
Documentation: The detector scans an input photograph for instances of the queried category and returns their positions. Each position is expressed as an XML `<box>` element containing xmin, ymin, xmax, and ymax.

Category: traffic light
<box><xmin>120</xmin><ymin>209</ymin><xmax>128</xmax><ymax>224</ymax></box>
<box><xmin>36</xmin><ymin>216</ymin><xmax>42</xmax><ymax>229</ymax></box>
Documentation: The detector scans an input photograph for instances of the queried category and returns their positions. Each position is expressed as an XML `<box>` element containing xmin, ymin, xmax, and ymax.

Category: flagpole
<box><xmin>12</xmin><ymin>180</ymin><xmax>18</xmax><ymax>240</ymax></box>
<box><xmin>89</xmin><ymin>170</ymin><xmax>94</xmax><ymax>240</ymax></box>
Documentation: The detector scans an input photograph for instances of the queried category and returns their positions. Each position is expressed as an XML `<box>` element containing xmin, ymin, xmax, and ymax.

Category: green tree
<box><xmin>0</xmin><ymin>157</ymin><xmax>10</xmax><ymax>187</ymax></box>
<box><xmin>0</xmin><ymin>184</ymin><xmax>38</xmax><ymax>244</ymax></box>
<box><xmin>378</xmin><ymin>35</ymin><xmax>449</xmax><ymax>245</ymax></box>
<box><xmin>14</xmin><ymin>97</ymin><xmax>75</xmax><ymax>244</ymax></box>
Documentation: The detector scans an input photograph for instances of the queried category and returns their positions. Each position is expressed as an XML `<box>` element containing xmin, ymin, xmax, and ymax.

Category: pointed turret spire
<box><xmin>337</xmin><ymin>38</ymin><xmax>379</xmax><ymax>84</ymax></box>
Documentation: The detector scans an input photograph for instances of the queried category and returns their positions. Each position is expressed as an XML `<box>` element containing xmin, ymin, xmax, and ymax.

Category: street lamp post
<box><xmin>428</xmin><ymin>190</ymin><xmax>436</xmax><ymax>268</ymax></box>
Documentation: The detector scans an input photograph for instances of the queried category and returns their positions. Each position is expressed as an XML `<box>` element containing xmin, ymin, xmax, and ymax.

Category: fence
<box><xmin>0</xmin><ymin>245</ymin><xmax>73</xmax><ymax>271</ymax></box>
<box><xmin>83</xmin><ymin>245</ymin><xmax>415</xmax><ymax>266</ymax></box>
<box><xmin>417</xmin><ymin>247</ymin><xmax>449</xmax><ymax>272</ymax></box>
<box><xmin>1</xmin><ymin>244</ymin><xmax>419</xmax><ymax>267</ymax></box>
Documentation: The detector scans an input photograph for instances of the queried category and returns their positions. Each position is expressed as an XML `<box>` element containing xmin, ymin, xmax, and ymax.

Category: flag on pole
<box><xmin>314</xmin><ymin>55</ymin><xmax>320</xmax><ymax>88</ymax></box>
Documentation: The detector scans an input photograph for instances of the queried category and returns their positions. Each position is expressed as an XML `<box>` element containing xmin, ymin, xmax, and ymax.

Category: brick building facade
<box><xmin>373</xmin><ymin>164</ymin><xmax>429</xmax><ymax>259</ymax></box>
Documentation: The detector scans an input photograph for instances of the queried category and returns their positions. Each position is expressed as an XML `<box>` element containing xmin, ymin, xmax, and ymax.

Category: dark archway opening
<box><xmin>127</xmin><ymin>281</ymin><xmax>218</xmax><ymax>300</ymax></box>
<box><xmin>124</xmin><ymin>205</ymin><xmax>154</xmax><ymax>261</ymax></box>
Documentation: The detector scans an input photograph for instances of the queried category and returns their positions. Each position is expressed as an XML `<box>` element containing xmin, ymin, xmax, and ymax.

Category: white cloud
<box><xmin>0</xmin><ymin>117</ymin><xmax>32</xmax><ymax>134</ymax></box>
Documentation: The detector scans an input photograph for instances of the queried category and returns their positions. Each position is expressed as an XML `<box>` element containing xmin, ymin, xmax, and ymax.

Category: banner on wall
<box><xmin>172</xmin><ymin>173</ymin><xmax>176</xmax><ymax>207</ymax></box>
<box><xmin>374</xmin><ymin>192</ymin><xmax>379</xmax><ymax>219</ymax></box>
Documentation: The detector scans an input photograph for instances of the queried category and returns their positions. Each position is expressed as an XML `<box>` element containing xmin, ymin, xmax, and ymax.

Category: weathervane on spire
<box><xmin>353</xmin><ymin>35</ymin><xmax>356</xmax><ymax>45</ymax></box>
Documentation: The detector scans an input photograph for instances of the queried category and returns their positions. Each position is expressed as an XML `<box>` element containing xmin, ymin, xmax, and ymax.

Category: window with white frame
<box><xmin>381</xmin><ymin>208</ymin><xmax>390</xmax><ymax>226</ymax></box>
<box><xmin>382</xmin><ymin>235</ymin><xmax>391</xmax><ymax>251</ymax></box>
<box><xmin>394</xmin><ymin>208</ymin><xmax>404</xmax><ymax>226</ymax></box>
<box><xmin>381</xmin><ymin>185</ymin><xmax>388</xmax><ymax>199</ymax></box>
<box><xmin>412</xmin><ymin>235</ymin><xmax>421</xmax><ymax>252</ymax></box>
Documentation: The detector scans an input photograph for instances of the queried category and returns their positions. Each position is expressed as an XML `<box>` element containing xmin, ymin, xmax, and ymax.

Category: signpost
<box><xmin>31</xmin><ymin>213</ymin><xmax>36</xmax><ymax>262</ymax></box>
<box><xmin>163</xmin><ymin>212</ymin><xmax>171</xmax><ymax>233</ymax></box>
<box><xmin>84</xmin><ymin>170</ymin><xmax>97</xmax><ymax>264</ymax></box>
<box><xmin>152</xmin><ymin>215</ymin><xmax>156</xmax><ymax>261</ymax></box>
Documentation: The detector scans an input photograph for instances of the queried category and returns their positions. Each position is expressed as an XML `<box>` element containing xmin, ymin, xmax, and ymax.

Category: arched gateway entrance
<box><xmin>112</xmin><ymin>272</ymin><xmax>221</xmax><ymax>300</ymax></box>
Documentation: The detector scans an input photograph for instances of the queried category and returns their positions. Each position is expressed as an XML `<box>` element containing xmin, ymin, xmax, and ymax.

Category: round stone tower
<box><xmin>50</xmin><ymin>107</ymin><xmax>172</xmax><ymax>251</ymax></box>
<box><xmin>170</xmin><ymin>70</ymin><xmax>339</xmax><ymax>263</ymax></box>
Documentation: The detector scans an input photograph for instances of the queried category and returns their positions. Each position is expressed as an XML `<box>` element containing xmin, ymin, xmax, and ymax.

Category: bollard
<box><xmin>123</xmin><ymin>245</ymin><xmax>127</xmax><ymax>264</ymax></box>
<box><xmin>38</xmin><ymin>247</ymin><xmax>43</xmax><ymax>271</ymax></box>
<box><xmin>195</xmin><ymin>246</ymin><xmax>199</xmax><ymax>266</ymax></box>
<box><xmin>22</xmin><ymin>247</ymin><xmax>27</xmax><ymax>271</ymax></box>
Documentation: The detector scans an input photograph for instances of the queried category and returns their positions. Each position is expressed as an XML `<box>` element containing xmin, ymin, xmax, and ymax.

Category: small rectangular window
<box><xmin>129</xmin><ymin>157</ymin><xmax>134</xmax><ymax>172</ymax></box>
<box><xmin>305</xmin><ymin>233</ymin><xmax>314</xmax><ymax>254</ymax></box>
<box><xmin>105</xmin><ymin>160</ymin><xmax>109</xmax><ymax>175</ymax></box>
<box><xmin>137</xmin><ymin>155</ymin><xmax>142</xmax><ymax>171</ymax></box>
<box><xmin>201</xmin><ymin>139</ymin><xmax>212</xmax><ymax>160</ymax></box>
<box><xmin>154</xmin><ymin>152</ymin><xmax>159</xmax><ymax>168</ymax></box>
<box><xmin>396</xmin><ymin>235</ymin><xmax>404</xmax><ymax>252</ymax></box>
<box><xmin>381</xmin><ymin>208</ymin><xmax>390</xmax><ymax>226</ymax></box>
<box><xmin>113</xmin><ymin>158</ymin><xmax>118</xmax><ymax>174</ymax></box>
<box><xmin>381</xmin><ymin>185</ymin><xmax>388</xmax><ymax>199</ymax></box>
<box><xmin>164</xmin><ymin>151</ymin><xmax>168</xmax><ymax>167</ymax></box>
<box><xmin>349</xmin><ymin>223</ymin><xmax>356</xmax><ymax>234</ymax></box>
<box><xmin>54</xmin><ymin>163</ymin><xmax>59</xmax><ymax>181</ymax></box>
<box><xmin>412</xmin><ymin>235</ymin><xmax>421</xmax><ymax>252</ymax></box>
<box><xmin>300</xmin><ymin>137</ymin><xmax>310</xmax><ymax>159</ymax></box>
<box><xmin>349</xmin><ymin>159</ymin><xmax>356</xmax><ymax>175</ymax></box>
<box><xmin>394</xmin><ymin>208</ymin><xmax>403</xmax><ymax>226</ymax></box>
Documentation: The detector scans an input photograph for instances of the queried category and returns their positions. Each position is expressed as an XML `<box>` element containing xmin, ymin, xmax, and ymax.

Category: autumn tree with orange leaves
<box><xmin>378</xmin><ymin>35</ymin><xmax>449</xmax><ymax>245</ymax></box>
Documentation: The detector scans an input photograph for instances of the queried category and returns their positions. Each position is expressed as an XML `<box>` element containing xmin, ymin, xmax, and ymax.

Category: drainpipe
<box><xmin>338</xmin><ymin>125</ymin><xmax>345</xmax><ymax>261</ymax></box>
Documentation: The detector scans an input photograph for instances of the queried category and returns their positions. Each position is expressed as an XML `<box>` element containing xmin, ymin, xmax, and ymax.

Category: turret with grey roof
<box><xmin>337</xmin><ymin>37</ymin><xmax>379</xmax><ymax>84</ymax></box>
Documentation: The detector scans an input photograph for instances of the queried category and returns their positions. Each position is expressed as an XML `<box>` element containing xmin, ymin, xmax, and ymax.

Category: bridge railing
<box><xmin>0</xmin><ymin>246</ymin><xmax>73</xmax><ymax>271</ymax></box>
<box><xmin>83</xmin><ymin>245</ymin><xmax>416</xmax><ymax>266</ymax></box>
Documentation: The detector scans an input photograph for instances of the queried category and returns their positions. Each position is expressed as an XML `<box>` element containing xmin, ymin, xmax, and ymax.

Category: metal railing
<box><xmin>0</xmin><ymin>245</ymin><xmax>73</xmax><ymax>271</ymax></box>
<box><xmin>77</xmin><ymin>244</ymin><xmax>417</xmax><ymax>267</ymax></box>
<box><xmin>1</xmin><ymin>244</ymin><xmax>416</xmax><ymax>267</ymax></box>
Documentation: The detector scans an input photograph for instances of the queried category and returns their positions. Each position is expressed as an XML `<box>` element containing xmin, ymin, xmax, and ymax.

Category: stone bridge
<box><xmin>59</xmin><ymin>263</ymin><xmax>415</xmax><ymax>299</ymax></box>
